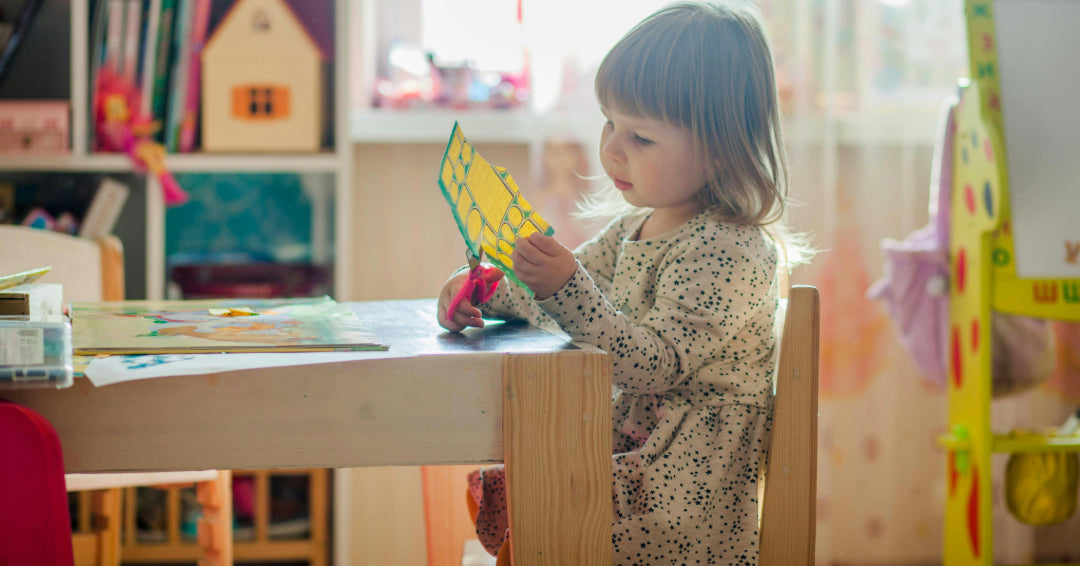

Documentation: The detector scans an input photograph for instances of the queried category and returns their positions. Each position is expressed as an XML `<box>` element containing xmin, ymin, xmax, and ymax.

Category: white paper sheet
<box><xmin>995</xmin><ymin>0</ymin><xmax>1080</xmax><ymax>278</ymax></box>
<box><xmin>84</xmin><ymin>350</ymin><xmax>402</xmax><ymax>387</ymax></box>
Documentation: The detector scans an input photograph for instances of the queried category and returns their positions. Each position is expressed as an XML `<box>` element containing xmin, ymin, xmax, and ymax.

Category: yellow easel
<box><xmin>939</xmin><ymin>1</ymin><xmax>1080</xmax><ymax>564</ymax></box>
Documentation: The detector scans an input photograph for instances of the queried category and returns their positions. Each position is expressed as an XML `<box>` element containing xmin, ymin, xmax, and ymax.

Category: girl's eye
<box><xmin>633</xmin><ymin>134</ymin><xmax>653</xmax><ymax>145</ymax></box>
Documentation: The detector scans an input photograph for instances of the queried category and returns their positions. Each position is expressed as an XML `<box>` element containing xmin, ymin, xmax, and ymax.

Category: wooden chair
<box><xmin>760</xmin><ymin>284</ymin><xmax>820</xmax><ymax>565</ymax></box>
<box><xmin>0</xmin><ymin>225</ymin><xmax>233</xmax><ymax>566</ymax></box>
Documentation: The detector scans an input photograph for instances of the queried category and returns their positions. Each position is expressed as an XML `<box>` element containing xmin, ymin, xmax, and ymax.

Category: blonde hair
<box><xmin>585</xmin><ymin>0</ymin><xmax>812</xmax><ymax>266</ymax></box>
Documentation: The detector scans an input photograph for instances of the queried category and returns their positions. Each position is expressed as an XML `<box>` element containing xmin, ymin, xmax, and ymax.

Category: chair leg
<box><xmin>90</xmin><ymin>488</ymin><xmax>122</xmax><ymax>566</ymax></box>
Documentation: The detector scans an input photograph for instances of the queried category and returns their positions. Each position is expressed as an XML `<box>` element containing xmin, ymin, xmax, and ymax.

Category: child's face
<box><xmin>599</xmin><ymin>107</ymin><xmax>709</xmax><ymax>216</ymax></box>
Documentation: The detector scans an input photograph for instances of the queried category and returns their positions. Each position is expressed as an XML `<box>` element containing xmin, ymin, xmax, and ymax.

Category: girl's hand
<box><xmin>512</xmin><ymin>233</ymin><xmax>576</xmax><ymax>299</ymax></box>
<box><xmin>437</xmin><ymin>271</ymin><xmax>485</xmax><ymax>332</ymax></box>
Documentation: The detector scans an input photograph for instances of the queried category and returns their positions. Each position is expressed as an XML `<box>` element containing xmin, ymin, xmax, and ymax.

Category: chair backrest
<box><xmin>0</xmin><ymin>401</ymin><xmax>75</xmax><ymax>565</ymax></box>
<box><xmin>0</xmin><ymin>225</ymin><xmax>124</xmax><ymax>301</ymax></box>
<box><xmin>760</xmin><ymin>285</ymin><xmax>820</xmax><ymax>566</ymax></box>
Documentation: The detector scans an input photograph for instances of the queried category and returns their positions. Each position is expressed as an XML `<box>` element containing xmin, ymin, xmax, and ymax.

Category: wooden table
<box><xmin>1</xmin><ymin>300</ymin><xmax>614</xmax><ymax>566</ymax></box>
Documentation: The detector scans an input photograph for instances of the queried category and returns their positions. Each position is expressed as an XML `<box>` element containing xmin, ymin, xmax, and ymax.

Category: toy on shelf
<box><xmin>94</xmin><ymin>67</ymin><xmax>188</xmax><ymax>206</ymax></box>
<box><xmin>373</xmin><ymin>41</ymin><xmax>529</xmax><ymax>110</ymax></box>
<box><xmin>201</xmin><ymin>0</ymin><xmax>328</xmax><ymax>153</ymax></box>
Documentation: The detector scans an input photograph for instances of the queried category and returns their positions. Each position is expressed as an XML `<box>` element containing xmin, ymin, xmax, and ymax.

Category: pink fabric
<box><xmin>867</xmin><ymin>100</ymin><xmax>957</xmax><ymax>387</ymax></box>
<box><xmin>868</xmin><ymin>97</ymin><xmax>1054</xmax><ymax>396</ymax></box>
<box><xmin>467</xmin><ymin>466</ymin><xmax>509</xmax><ymax>556</ymax></box>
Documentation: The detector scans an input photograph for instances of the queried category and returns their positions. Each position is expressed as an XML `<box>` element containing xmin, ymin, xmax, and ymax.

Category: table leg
<box><xmin>502</xmin><ymin>351</ymin><xmax>613</xmax><ymax>566</ymax></box>
<box><xmin>197</xmin><ymin>470</ymin><xmax>233</xmax><ymax>566</ymax></box>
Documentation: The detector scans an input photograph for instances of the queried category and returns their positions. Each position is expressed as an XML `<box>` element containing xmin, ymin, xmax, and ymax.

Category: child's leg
<box><xmin>467</xmin><ymin>487</ymin><xmax>511</xmax><ymax>566</ymax></box>
<box><xmin>496</xmin><ymin>531</ymin><xmax>511</xmax><ymax>566</ymax></box>
<box><xmin>466</xmin><ymin>465</ymin><xmax>510</xmax><ymax>556</ymax></box>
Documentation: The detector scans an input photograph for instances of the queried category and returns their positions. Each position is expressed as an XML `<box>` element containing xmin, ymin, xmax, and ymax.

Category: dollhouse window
<box><xmin>232</xmin><ymin>86</ymin><xmax>291</xmax><ymax>120</ymax></box>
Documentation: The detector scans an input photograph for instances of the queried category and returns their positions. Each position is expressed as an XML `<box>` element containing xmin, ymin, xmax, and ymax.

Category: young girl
<box><xmin>438</xmin><ymin>1</ymin><xmax>809</xmax><ymax>563</ymax></box>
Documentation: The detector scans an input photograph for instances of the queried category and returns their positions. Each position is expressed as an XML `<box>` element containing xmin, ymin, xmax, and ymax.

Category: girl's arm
<box><xmin>566</xmin><ymin>215</ymin><xmax>630</xmax><ymax>294</ymax></box>
<box><xmin>476</xmin><ymin>216</ymin><xmax>630</xmax><ymax>323</ymax></box>
<box><xmin>537</xmin><ymin>236</ymin><xmax>777</xmax><ymax>395</ymax></box>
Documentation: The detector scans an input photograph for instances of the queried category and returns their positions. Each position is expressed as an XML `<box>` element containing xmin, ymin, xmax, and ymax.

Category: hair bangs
<box><xmin>595</xmin><ymin>15</ymin><xmax>697</xmax><ymax>127</ymax></box>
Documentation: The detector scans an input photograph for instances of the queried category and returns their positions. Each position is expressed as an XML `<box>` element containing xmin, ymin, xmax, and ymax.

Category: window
<box><xmin>232</xmin><ymin>86</ymin><xmax>291</xmax><ymax>120</ymax></box>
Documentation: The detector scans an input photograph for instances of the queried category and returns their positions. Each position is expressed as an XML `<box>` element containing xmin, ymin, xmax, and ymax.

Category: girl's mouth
<box><xmin>612</xmin><ymin>178</ymin><xmax>632</xmax><ymax>191</ymax></box>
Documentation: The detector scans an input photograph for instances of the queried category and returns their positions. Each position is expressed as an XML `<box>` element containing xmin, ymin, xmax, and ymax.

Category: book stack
<box><xmin>0</xmin><ymin>269</ymin><xmax>73</xmax><ymax>389</ymax></box>
<box><xmin>90</xmin><ymin>0</ymin><xmax>214</xmax><ymax>153</ymax></box>
<box><xmin>0</xmin><ymin>283</ymin><xmax>63</xmax><ymax>317</ymax></box>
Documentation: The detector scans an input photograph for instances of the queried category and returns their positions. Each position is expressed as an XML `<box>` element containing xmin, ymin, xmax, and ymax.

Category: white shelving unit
<box><xmin>21</xmin><ymin>0</ymin><xmax>354</xmax><ymax>301</ymax></box>
<box><xmin>349</xmin><ymin>107</ymin><xmax>942</xmax><ymax>146</ymax></box>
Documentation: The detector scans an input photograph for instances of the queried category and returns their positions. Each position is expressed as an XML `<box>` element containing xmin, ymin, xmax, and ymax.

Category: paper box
<box><xmin>0</xmin><ymin>101</ymin><xmax>70</xmax><ymax>154</ymax></box>
<box><xmin>0</xmin><ymin>283</ymin><xmax>63</xmax><ymax>317</ymax></box>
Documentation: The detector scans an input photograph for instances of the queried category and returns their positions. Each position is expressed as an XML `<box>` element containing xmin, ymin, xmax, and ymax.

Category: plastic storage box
<box><xmin>0</xmin><ymin>315</ymin><xmax>73</xmax><ymax>388</ymax></box>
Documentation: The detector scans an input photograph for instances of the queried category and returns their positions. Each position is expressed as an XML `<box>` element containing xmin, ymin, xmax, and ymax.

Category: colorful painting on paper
<box><xmin>71</xmin><ymin>297</ymin><xmax>385</xmax><ymax>354</ymax></box>
<box><xmin>438</xmin><ymin>122</ymin><xmax>554</xmax><ymax>289</ymax></box>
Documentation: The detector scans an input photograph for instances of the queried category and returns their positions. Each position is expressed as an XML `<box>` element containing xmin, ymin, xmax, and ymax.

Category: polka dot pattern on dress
<box><xmin>473</xmin><ymin>208</ymin><xmax>780</xmax><ymax>564</ymax></box>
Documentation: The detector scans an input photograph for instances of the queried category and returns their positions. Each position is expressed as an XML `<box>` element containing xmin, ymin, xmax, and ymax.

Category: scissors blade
<box><xmin>466</xmin><ymin>247</ymin><xmax>482</xmax><ymax>270</ymax></box>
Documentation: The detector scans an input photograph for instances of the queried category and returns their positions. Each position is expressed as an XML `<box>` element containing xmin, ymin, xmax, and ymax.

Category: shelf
<box><xmin>993</xmin><ymin>434</ymin><xmax>1080</xmax><ymax>454</ymax></box>
<box><xmin>350</xmin><ymin>109</ymin><xmax>600</xmax><ymax>143</ymax></box>
<box><xmin>937</xmin><ymin>433</ymin><xmax>1080</xmax><ymax>453</ymax></box>
<box><xmin>0</xmin><ymin>152</ymin><xmax>344</xmax><ymax>173</ymax></box>
<box><xmin>350</xmin><ymin>107</ymin><xmax>941</xmax><ymax>145</ymax></box>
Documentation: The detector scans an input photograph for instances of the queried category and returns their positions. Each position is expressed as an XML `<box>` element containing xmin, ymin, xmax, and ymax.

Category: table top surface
<box><xmin>347</xmin><ymin>299</ymin><xmax>577</xmax><ymax>357</ymax></box>
<box><xmin>0</xmin><ymin>299</ymin><xmax>604</xmax><ymax>472</ymax></box>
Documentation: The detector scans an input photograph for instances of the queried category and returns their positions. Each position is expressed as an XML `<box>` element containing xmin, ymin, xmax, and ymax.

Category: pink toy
<box><xmin>94</xmin><ymin>67</ymin><xmax>188</xmax><ymax>206</ymax></box>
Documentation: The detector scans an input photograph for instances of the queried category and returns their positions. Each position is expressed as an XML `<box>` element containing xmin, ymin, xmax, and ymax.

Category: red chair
<box><xmin>0</xmin><ymin>401</ymin><xmax>75</xmax><ymax>566</ymax></box>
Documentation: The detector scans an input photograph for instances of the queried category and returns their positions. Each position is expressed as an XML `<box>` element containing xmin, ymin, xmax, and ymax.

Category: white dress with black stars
<box><xmin>466</xmin><ymin>208</ymin><xmax>780</xmax><ymax>565</ymax></box>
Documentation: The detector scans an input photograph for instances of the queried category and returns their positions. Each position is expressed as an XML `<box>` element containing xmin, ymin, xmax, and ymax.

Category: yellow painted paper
<box><xmin>438</xmin><ymin>122</ymin><xmax>553</xmax><ymax>290</ymax></box>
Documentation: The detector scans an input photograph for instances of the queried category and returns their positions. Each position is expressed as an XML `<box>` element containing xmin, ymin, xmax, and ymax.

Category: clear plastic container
<box><xmin>0</xmin><ymin>315</ymin><xmax>73</xmax><ymax>389</ymax></box>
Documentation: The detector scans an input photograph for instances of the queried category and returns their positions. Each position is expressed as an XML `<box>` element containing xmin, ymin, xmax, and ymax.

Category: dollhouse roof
<box><xmin>206</xmin><ymin>0</ymin><xmax>330</xmax><ymax>61</ymax></box>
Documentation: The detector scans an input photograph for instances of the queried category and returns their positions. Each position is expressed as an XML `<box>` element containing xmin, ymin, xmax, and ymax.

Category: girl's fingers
<box><xmin>512</xmin><ymin>261</ymin><xmax>541</xmax><ymax>282</ymax></box>
<box><xmin>438</xmin><ymin>310</ymin><xmax>464</xmax><ymax>332</ymax></box>
<box><xmin>454</xmin><ymin>308</ymin><xmax>484</xmax><ymax>328</ymax></box>
<box><xmin>439</xmin><ymin>303</ymin><xmax>483</xmax><ymax>332</ymax></box>
<box><xmin>512</xmin><ymin>238</ymin><xmax>543</xmax><ymax>266</ymax></box>
<box><xmin>453</xmin><ymin>301</ymin><xmax>484</xmax><ymax>327</ymax></box>
<box><xmin>458</xmin><ymin>302</ymin><xmax>482</xmax><ymax>320</ymax></box>
<box><xmin>527</xmin><ymin>233</ymin><xmax>564</xmax><ymax>255</ymax></box>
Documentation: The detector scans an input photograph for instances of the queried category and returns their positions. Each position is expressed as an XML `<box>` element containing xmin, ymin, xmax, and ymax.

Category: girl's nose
<box><xmin>601</xmin><ymin>135</ymin><xmax>625</xmax><ymax>164</ymax></box>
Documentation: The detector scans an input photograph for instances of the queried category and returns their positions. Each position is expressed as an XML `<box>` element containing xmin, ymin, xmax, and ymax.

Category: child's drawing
<box><xmin>72</xmin><ymin>297</ymin><xmax>385</xmax><ymax>354</ymax></box>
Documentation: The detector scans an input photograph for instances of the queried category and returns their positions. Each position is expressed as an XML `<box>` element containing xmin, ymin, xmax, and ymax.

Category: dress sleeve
<box><xmin>568</xmin><ymin>215</ymin><xmax>629</xmax><ymax>296</ymax></box>
<box><xmin>476</xmin><ymin>216</ymin><xmax>629</xmax><ymax>324</ymax></box>
<box><xmin>536</xmin><ymin>233</ymin><xmax>777</xmax><ymax>395</ymax></box>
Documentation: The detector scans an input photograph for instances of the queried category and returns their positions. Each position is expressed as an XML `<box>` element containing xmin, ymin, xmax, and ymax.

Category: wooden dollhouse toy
<box><xmin>201</xmin><ymin>0</ymin><xmax>326</xmax><ymax>153</ymax></box>
<box><xmin>938</xmin><ymin>1</ymin><xmax>1080</xmax><ymax>564</ymax></box>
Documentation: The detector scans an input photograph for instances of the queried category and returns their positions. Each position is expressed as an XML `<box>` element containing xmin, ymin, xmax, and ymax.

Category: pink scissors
<box><xmin>446</xmin><ymin>248</ymin><xmax>504</xmax><ymax>319</ymax></box>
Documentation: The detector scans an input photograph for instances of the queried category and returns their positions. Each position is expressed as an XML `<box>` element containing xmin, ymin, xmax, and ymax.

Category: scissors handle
<box><xmin>445</xmin><ymin>263</ymin><xmax>503</xmax><ymax>321</ymax></box>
